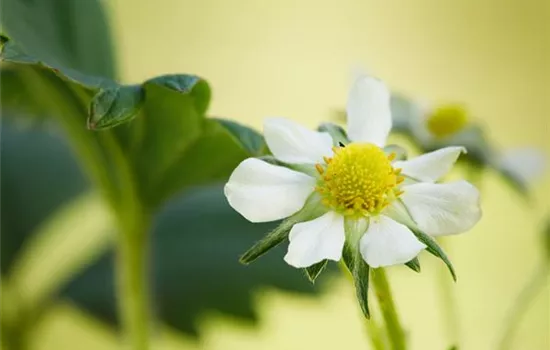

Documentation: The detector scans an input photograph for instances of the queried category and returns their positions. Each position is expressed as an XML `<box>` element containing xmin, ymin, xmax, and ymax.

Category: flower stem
<box><xmin>338</xmin><ymin>262</ymin><xmax>385</xmax><ymax>350</ymax></box>
<box><xmin>496</xmin><ymin>262</ymin><xmax>548</xmax><ymax>350</ymax></box>
<box><xmin>116</xmin><ymin>215</ymin><xmax>152</xmax><ymax>350</ymax></box>
<box><xmin>436</xmin><ymin>238</ymin><xmax>460</xmax><ymax>346</ymax></box>
<box><xmin>371</xmin><ymin>268</ymin><xmax>407</xmax><ymax>350</ymax></box>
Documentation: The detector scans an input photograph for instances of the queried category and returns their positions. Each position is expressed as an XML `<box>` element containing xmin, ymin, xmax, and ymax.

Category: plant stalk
<box><xmin>371</xmin><ymin>268</ymin><xmax>407</xmax><ymax>350</ymax></box>
<box><xmin>436</xmin><ymin>238</ymin><xmax>460</xmax><ymax>346</ymax></box>
<box><xmin>496</xmin><ymin>262</ymin><xmax>548</xmax><ymax>350</ymax></box>
<box><xmin>116</xmin><ymin>214</ymin><xmax>152</xmax><ymax>350</ymax></box>
<box><xmin>338</xmin><ymin>262</ymin><xmax>385</xmax><ymax>350</ymax></box>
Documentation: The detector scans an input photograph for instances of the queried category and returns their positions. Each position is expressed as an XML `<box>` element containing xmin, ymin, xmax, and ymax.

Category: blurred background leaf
<box><xmin>0</xmin><ymin>122</ymin><xmax>89</xmax><ymax>276</ymax></box>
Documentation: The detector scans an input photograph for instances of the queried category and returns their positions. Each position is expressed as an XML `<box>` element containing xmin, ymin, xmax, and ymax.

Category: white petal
<box><xmin>346</xmin><ymin>75</ymin><xmax>392</xmax><ymax>146</ymax></box>
<box><xmin>359</xmin><ymin>215</ymin><xmax>426</xmax><ymax>268</ymax></box>
<box><xmin>224</xmin><ymin>158</ymin><xmax>315</xmax><ymax>223</ymax></box>
<box><xmin>393</xmin><ymin>146</ymin><xmax>466</xmax><ymax>182</ymax></box>
<box><xmin>284</xmin><ymin>211</ymin><xmax>345</xmax><ymax>268</ymax></box>
<box><xmin>498</xmin><ymin>147</ymin><xmax>546</xmax><ymax>184</ymax></box>
<box><xmin>400</xmin><ymin>181</ymin><xmax>481</xmax><ymax>236</ymax></box>
<box><xmin>263</xmin><ymin>117</ymin><xmax>334</xmax><ymax>164</ymax></box>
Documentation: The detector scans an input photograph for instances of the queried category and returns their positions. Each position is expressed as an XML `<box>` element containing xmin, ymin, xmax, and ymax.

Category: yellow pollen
<box><xmin>426</xmin><ymin>104</ymin><xmax>469</xmax><ymax>138</ymax></box>
<box><xmin>315</xmin><ymin>143</ymin><xmax>403</xmax><ymax>218</ymax></box>
<box><xmin>315</xmin><ymin>164</ymin><xmax>324</xmax><ymax>174</ymax></box>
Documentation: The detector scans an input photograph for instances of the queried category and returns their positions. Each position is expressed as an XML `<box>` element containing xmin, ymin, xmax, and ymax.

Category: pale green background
<box><xmin>23</xmin><ymin>0</ymin><xmax>550</xmax><ymax>349</ymax></box>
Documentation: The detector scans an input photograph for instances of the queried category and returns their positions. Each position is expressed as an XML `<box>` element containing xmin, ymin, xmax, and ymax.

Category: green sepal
<box><xmin>341</xmin><ymin>243</ymin><xmax>370</xmax><ymax>319</ymax></box>
<box><xmin>239</xmin><ymin>193</ymin><xmax>327</xmax><ymax>264</ymax></box>
<box><xmin>256</xmin><ymin>155</ymin><xmax>285</xmax><ymax>166</ymax></box>
<box><xmin>414</xmin><ymin>230</ymin><xmax>457</xmax><ymax>281</ymax></box>
<box><xmin>405</xmin><ymin>257</ymin><xmax>421</xmax><ymax>273</ymax></box>
<box><xmin>342</xmin><ymin>242</ymin><xmax>356</xmax><ymax>272</ymax></box>
<box><xmin>317</xmin><ymin>122</ymin><xmax>349</xmax><ymax>146</ymax></box>
<box><xmin>305</xmin><ymin>260</ymin><xmax>328</xmax><ymax>283</ymax></box>
<box><xmin>239</xmin><ymin>217</ymin><xmax>296</xmax><ymax>265</ymax></box>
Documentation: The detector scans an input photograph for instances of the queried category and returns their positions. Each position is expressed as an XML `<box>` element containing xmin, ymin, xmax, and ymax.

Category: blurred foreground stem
<box><xmin>371</xmin><ymin>268</ymin><xmax>407</xmax><ymax>350</ymax></box>
<box><xmin>496</xmin><ymin>262</ymin><xmax>548</xmax><ymax>350</ymax></box>
<box><xmin>116</xmin><ymin>213</ymin><xmax>152</xmax><ymax>350</ymax></box>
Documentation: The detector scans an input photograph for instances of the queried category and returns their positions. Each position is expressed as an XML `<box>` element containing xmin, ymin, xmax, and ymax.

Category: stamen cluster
<box><xmin>315</xmin><ymin>143</ymin><xmax>404</xmax><ymax>218</ymax></box>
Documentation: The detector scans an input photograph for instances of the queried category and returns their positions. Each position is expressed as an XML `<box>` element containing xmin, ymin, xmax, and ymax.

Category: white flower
<box><xmin>407</xmin><ymin>101</ymin><xmax>470</xmax><ymax>147</ymax></box>
<box><xmin>225</xmin><ymin>75</ymin><xmax>482</xmax><ymax>269</ymax></box>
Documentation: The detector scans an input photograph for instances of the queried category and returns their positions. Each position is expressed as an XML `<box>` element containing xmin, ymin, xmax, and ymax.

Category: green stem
<box><xmin>436</xmin><ymin>238</ymin><xmax>460</xmax><ymax>346</ymax></box>
<box><xmin>371</xmin><ymin>268</ymin><xmax>407</xmax><ymax>350</ymax></box>
<box><xmin>496</xmin><ymin>262</ymin><xmax>548</xmax><ymax>350</ymax></box>
<box><xmin>116</xmin><ymin>213</ymin><xmax>152</xmax><ymax>350</ymax></box>
<box><xmin>338</xmin><ymin>262</ymin><xmax>385</xmax><ymax>350</ymax></box>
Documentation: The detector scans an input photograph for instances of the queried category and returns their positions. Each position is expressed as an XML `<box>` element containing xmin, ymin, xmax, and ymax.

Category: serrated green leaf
<box><xmin>405</xmin><ymin>257</ymin><xmax>421</xmax><ymax>273</ymax></box>
<box><xmin>305</xmin><ymin>260</ymin><xmax>328</xmax><ymax>283</ymax></box>
<box><xmin>414</xmin><ymin>230</ymin><xmax>457</xmax><ymax>281</ymax></box>
<box><xmin>216</xmin><ymin>119</ymin><xmax>267</xmax><ymax>156</ymax></box>
<box><xmin>146</xmin><ymin>74</ymin><xmax>210</xmax><ymax>115</ymax></box>
<box><xmin>88</xmin><ymin>85</ymin><xmax>144</xmax><ymax>130</ymax></box>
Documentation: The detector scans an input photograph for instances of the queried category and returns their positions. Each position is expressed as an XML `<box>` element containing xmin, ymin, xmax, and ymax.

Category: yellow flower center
<box><xmin>426</xmin><ymin>104</ymin><xmax>469</xmax><ymax>138</ymax></box>
<box><xmin>315</xmin><ymin>143</ymin><xmax>404</xmax><ymax>218</ymax></box>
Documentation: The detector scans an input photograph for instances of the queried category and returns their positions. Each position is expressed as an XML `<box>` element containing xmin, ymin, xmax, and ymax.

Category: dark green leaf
<box><xmin>149</xmin><ymin>120</ymin><xmax>250</xmax><ymax>206</ymax></box>
<box><xmin>216</xmin><ymin>119</ymin><xmax>267</xmax><ymax>156</ymax></box>
<box><xmin>414</xmin><ymin>230</ymin><xmax>457</xmax><ymax>281</ymax></box>
<box><xmin>305</xmin><ymin>260</ymin><xmax>328</xmax><ymax>283</ymax></box>
<box><xmin>1</xmin><ymin>0</ymin><xmax>115</xmax><ymax>78</ymax></box>
<box><xmin>88</xmin><ymin>86</ymin><xmax>144</xmax><ymax>130</ymax></box>
<box><xmin>147</xmin><ymin>74</ymin><xmax>210</xmax><ymax>116</ymax></box>
<box><xmin>1</xmin><ymin>37</ymin><xmax>256</xmax><ymax>208</ymax></box>
<box><xmin>405</xmin><ymin>257</ymin><xmax>421</xmax><ymax>273</ymax></box>
<box><xmin>1</xmin><ymin>121</ymin><xmax>89</xmax><ymax>275</ymax></box>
